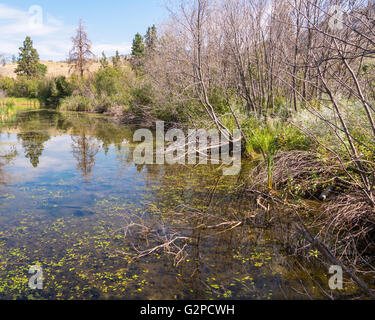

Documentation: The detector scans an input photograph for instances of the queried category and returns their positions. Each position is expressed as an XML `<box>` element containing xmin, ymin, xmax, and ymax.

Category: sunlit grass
<box><xmin>0</xmin><ymin>99</ymin><xmax>40</xmax><ymax>123</ymax></box>
<box><xmin>0</xmin><ymin>97</ymin><xmax>40</xmax><ymax>108</ymax></box>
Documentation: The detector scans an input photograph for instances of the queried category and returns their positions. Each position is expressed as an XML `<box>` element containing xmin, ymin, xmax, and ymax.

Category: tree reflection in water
<box><xmin>18</xmin><ymin>131</ymin><xmax>50</xmax><ymax>168</ymax></box>
<box><xmin>1</xmin><ymin>109</ymin><xmax>135</xmax><ymax>180</ymax></box>
<box><xmin>0</xmin><ymin>138</ymin><xmax>18</xmax><ymax>184</ymax></box>
<box><xmin>71</xmin><ymin>131</ymin><xmax>101</xmax><ymax>178</ymax></box>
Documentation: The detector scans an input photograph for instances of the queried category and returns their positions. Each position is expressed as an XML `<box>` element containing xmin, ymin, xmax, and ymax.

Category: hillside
<box><xmin>0</xmin><ymin>60</ymin><xmax>101</xmax><ymax>79</ymax></box>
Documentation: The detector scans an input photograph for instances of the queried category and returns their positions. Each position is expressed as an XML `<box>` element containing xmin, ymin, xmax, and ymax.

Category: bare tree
<box><xmin>69</xmin><ymin>19</ymin><xmax>94</xmax><ymax>77</ymax></box>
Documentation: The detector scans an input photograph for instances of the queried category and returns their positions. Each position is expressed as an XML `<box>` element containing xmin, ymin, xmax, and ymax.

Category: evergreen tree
<box><xmin>131</xmin><ymin>33</ymin><xmax>145</xmax><ymax>58</ymax></box>
<box><xmin>15</xmin><ymin>36</ymin><xmax>46</xmax><ymax>78</ymax></box>
<box><xmin>112</xmin><ymin>50</ymin><xmax>121</xmax><ymax>67</ymax></box>
<box><xmin>38</xmin><ymin>63</ymin><xmax>48</xmax><ymax>77</ymax></box>
<box><xmin>100</xmin><ymin>51</ymin><xmax>109</xmax><ymax>69</ymax></box>
<box><xmin>145</xmin><ymin>25</ymin><xmax>158</xmax><ymax>53</ymax></box>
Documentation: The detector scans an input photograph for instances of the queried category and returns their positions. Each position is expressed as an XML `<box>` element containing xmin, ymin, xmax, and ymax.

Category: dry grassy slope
<box><xmin>0</xmin><ymin>60</ymin><xmax>101</xmax><ymax>79</ymax></box>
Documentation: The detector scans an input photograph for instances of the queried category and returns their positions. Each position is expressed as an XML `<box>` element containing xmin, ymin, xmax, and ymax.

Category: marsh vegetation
<box><xmin>0</xmin><ymin>108</ymin><xmax>366</xmax><ymax>300</ymax></box>
<box><xmin>1</xmin><ymin>0</ymin><xmax>375</xmax><ymax>299</ymax></box>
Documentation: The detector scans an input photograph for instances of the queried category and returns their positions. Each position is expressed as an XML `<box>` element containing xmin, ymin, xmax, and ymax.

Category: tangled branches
<box><xmin>114</xmin><ymin>203</ymin><xmax>243</xmax><ymax>267</ymax></box>
<box><xmin>248</xmin><ymin>149</ymin><xmax>375</xmax><ymax>281</ymax></box>
<box><xmin>319</xmin><ymin>191</ymin><xmax>375</xmax><ymax>261</ymax></box>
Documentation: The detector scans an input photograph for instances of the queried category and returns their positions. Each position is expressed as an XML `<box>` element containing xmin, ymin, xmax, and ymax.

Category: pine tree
<box><xmin>15</xmin><ymin>36</ymin><xmax>44</xmax><ymax>78</ymax></box>
<box><xmin>145</xmin><ymin>25</ymin><xmax>157</xmax><ymax>53</ymax></box>
<box><xmin>100</xmin><ymin>51</ymin><xmax>109</xmax><ymax>69</ymax></box>
<box><xmin>112</xmin><ymin>50</ymin><xmax>121</xmax><ymax>67</ymax></box>
<box><xmin>131</xmin><ymin>33</ymin><xmax>145</xmax><ymax>58</ymax></box>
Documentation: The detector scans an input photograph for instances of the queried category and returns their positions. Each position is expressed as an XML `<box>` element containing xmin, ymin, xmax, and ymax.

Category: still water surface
<box><xmin>0</xmin><ymin>108</ymin><xmax>351</xmax><ymax>299</ymax></box>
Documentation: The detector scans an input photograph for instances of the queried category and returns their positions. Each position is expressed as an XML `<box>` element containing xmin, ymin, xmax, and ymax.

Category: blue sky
<box><xmin>0</xmin><ymin>1</ymin><xmax>167</xmax><ymax>61</ymax></box>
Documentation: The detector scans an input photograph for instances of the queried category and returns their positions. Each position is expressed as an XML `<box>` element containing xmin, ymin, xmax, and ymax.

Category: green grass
<box><xmin>0</xmin><ymin>97</ymin><xmax>40</xmax><ymax>108</ymax></box>
<box><xmin>0</xmin><ymin>98</ymin><xmax>41</xmax><ymax>123</ymax></box>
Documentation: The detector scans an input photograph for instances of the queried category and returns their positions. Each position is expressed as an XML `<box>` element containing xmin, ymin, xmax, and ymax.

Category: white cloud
<box><xmin>0</xmin><ymin>3</ymin><xmax>64</xmax><ymax>37</ymax></box>
<box><xmin>0</xmin><ymin>3</ymin><xmax>68</xmax><ymax>59</ymax></box>
<box><xmin>0</xmin><ymin>3</ymin><xmax>131</xmax><ymax>61</ymax></box>
<box><xmin>35</xmin><ymin>39</ymin><xmax>72</xmax><ymax>61</ymax></box>
<box><xmin>0</xmin><ymin>40</ymin><xmax>18</xmax><ymax>53</ymax></box>
<box><xmin>46</xmin><ymin>13</ymin><xmax>64</xmax><ymax>27</ymax></box>
<box><xmin>92</xmin><ymin>43</ymin><xmax>132</xmax><ymax>57</ymax></box>
<box><xmin>1</xmin><ymin>23</ymin><xmax>61</xmax><ymax>37</ymax></box>
<box><xmin>0</xmin><ymin>3</ymin><xmax>25</xmax><ymax>20</ymax></box>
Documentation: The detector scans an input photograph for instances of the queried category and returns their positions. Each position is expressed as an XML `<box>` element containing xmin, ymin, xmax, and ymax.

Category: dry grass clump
<box><xmin>273</xmin><ymin>151</ymin><xmax>334</xmax><ymax>185</ymax></box>
<box><xmin>323</xmin><ymin>192</ymin><xmax>375</xmax><ymax>228</ymax></box>
<box><xmin>320</xmin><ymin>191</ymin><xmax>375</xmax><ymax>255</ymax></box>
<box><xmin>250</xmin><ymin>150</ymin><xmax>375</xmax><ymax>261</ymax></box>
<box><xmin>252</xmin><ymin>150</ymin><xmax>341</xmax><ymax>199</ymax></box>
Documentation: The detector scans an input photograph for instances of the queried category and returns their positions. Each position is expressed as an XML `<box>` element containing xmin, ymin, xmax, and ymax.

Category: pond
<box><xmin>0</xmin><ymin>107</ymin><xmax>358</xmax><ymax>300</ymax></box>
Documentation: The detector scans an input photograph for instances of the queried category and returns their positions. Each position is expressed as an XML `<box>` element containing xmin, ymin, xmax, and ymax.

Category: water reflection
<box><xmin>0</xmin><ymin>142</ymin><xmax>17</xmax><ymax>185</ymax></box>
<box><xmin>0</xmin><ymin>108</ymin><xmax>358</xmax><ymax>300</ymax></box>
<box><xmin>19</xmin><ymin>131</ymin><xmax>50</xmax><ymax>168</ymax></box>
<box><xmin>1</xmin><ymin>109</ymin><xmax>135</xmax><ymax>179</ymax></box>
<box><xmin>71</xmin><ymin>132</ymin><xmax>100</xmax><ymax>179</ymax></box>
